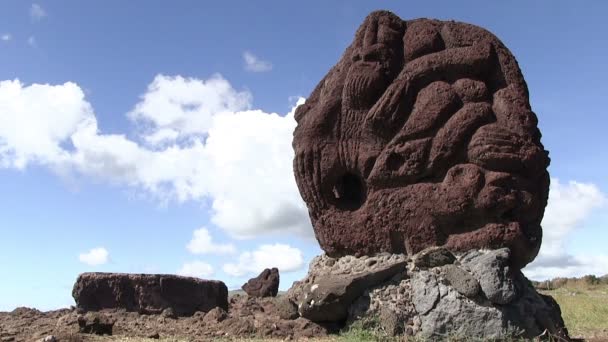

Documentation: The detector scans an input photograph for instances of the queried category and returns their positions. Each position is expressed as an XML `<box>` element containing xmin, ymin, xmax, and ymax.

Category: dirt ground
<box><xmin>2</xmin><ymin>287</ymin><xmax>608</xmax><ymax>342</ymax></box>
<box><xmin>0</xmin><ymin>295</ymin><xmax>338</xmax><ymax>342</ymax></box>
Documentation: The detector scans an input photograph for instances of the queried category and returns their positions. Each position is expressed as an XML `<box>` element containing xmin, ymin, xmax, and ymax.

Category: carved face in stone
<box><xmin>293</xmin><ymin>11</ymin><xmax>550</xmax><ymax>268</ymax></box>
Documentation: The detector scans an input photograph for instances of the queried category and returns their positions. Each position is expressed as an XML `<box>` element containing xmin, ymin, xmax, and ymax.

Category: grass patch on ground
<box><xmin>540</xmin><ymin>284</ymin><xmax>608</xmax><ymax>339</ymax></box>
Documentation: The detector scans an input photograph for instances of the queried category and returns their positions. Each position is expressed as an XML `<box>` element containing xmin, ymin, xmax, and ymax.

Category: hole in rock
<box><xmin>331</xmin><ymin>172</ymin><xmax>366</xmax><ymax>211</ymax></box>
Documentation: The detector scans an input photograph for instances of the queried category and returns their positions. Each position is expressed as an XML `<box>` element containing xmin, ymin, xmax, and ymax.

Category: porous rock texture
<box><xmin>286</xmin><ymin>249</ymin><xmax>569</xmax><ymax>340</ymax></box>
<box><xmin>242</xmin><ymin>267</ymin><xmax>280</xmax><ymax>298</ymax></box>
<box><xmin>292</xmin><ymin>10</ymin><xmax>550</xmax><ymax>268</ymax></box>
<box><xmin>72</xmin><ymin>273</ymin><xmax>228</xmax><ymax>317</ymax></box>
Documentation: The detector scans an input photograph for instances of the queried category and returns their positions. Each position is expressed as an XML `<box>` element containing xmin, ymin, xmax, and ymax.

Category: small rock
<box><xmin>379</xmin><ymin>307</ymin><xmax>404</xmax><ymax>336</ymax></box>
<box><xmin>222</xmin><ymin>317</ymin><xmax>255</xmax><ymax>335</ymax></box>
<box><xmin>275</xmin><ymin>297</ymin><xmax>299</xmax><ymax>320</ymax></box>
<box><xmin>147</xmin><ymin>332</ymin><xmax>160</xmax><ymax>339</ymax></box>
<box><xmin>161</xmin><ymin>307</ymin><xmax>177</xmax><ymax>319</ymax></box>
<box><xmin>413</xmin><ymin>246</ymin><xmax>456</xmax><ymax>269</ymax></box>
<box><xmin>442</xmin><ymin>264</ymin><xmax>481</xmax><ymax>298</ymax></box>
<box><xmin>192</xmin><ymin>311</ymin><xmax>206</xmax><ymax>320</ymax></box>
<box><xmin>77</xmin><ymin>312</ymin><xmax>115</xmax><ymax>335</ymax></box>
<box><xmin>203</xmin><ymin>307</ymin><xmax>228</xmax><ymax>324</ymax></box>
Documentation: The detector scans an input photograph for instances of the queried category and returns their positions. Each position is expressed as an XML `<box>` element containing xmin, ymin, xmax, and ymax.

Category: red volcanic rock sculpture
<box><xmin>292</xmin><ymin>11</ymin><xmax>550</xmax><ymax>268</ymax></box>
<box><xmin>72</xmin><ymin>273</ymin><xmax>228</xmax><ymax>316</ymax></box>
<box><xmin>242</xmin><ymin>268</ymin><xmax>280</xmax><ymax>297</ymax></box>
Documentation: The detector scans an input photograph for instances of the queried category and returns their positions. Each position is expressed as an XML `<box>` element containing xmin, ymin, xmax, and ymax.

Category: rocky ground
<box><xmin>0</xmin><ymin>294</ymin><xmax>335</xmax><ymax>342</ymax></box>
<box><xmin>0</xmin><ymin>248</ymin><xmax>572</xmax><ymax>342</ymax></box>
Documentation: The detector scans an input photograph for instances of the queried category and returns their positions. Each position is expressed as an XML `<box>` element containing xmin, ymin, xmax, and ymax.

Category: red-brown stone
<box><xmin>242</xmin><ymin>268</ymin><xmax>280</xmax><ymax>298</ymax></box>
<box><xmin>292</xmin><ymin>11</ymin><xmax>549</xmax><ymax>268</ymax></box>
<box><xmin>72</xmin><ymin>273</ymin><xmax>228</xmax><ymax>316</ymax></box>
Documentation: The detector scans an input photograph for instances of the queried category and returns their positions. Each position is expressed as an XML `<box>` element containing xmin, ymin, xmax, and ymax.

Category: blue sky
<box><xmin>1</xmin><ymin>1</ymin><xmax>607</xmax><ymax>311</ymax></box>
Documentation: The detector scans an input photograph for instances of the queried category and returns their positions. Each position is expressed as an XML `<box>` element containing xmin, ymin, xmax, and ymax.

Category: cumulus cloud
<box><xmin>0</xmin><ymin>76</ymin><xmax>312</xmax><ymax>239</ymax></box>
<box><xmin>223</xmin><ymin>244</ymin><xmax>304</xmax><ymax>277</ymax></box>
<box><xmin>243</xmin><ymin>51</ymin><xmax>273</xmax><ymax>72</ymax></box>
<box><xmin>27</xmin><ymin>36</ymin><xmax>36</xmax><ymax>47</ymax></box>
<box><xmin>30</xmin><ymin>4</ymin><xmax>47</xmax><ymax>21</ymax></box>
<box><xmin>0</xmin><ymin>79</ymin><xmax>94</xmax><ymax>168</ymax></box>
<box><xmin>187</xmin><ymin>227</ymin><xmax>236</xmax><ymax>255</ymax></box>
<box><xmin>524</xmin><ymin>178</ymin><xmax>607</xmax><ymax>280</ymax></box>
<box><xmin>127</xmin><ymin>74</ymin><xmax>252</xmax><ymax>145</ymax></box>
<box><xmin>177</xmin><ymin>261</ymin><xmax>214</xmax><ymax>278</ymax></box>
<box><xmin>79</xmin><ymin>247</ymin><xmax>109</xmax><ymax>266</ymax></box>
<box><xmin>1</xmin><ymin>34</ymin><xmax>11</xmax><ymax>42</ymax></box>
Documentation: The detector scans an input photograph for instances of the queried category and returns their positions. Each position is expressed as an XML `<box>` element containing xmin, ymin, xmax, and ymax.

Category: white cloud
<box><xmin>30</xmin><ymin>4</ymin><xmax>47</xmax><ymax>21</ymax></box>
<box><xmin>243</xmin><ymin>51</ymin><xmax>273</xmax><ymax>72</ymax></box>
<box><xmin>524</xmin><ymin>178</ymin><xmax>607</xmax><ymax>280</ymax></box>
<box><xmin>187</xmin><ymin>227</ymin><xmax>236</xmax><ymax>255</ymax></box>
<box><xmin>79</xmin><ymin>247</ymin><xmax>109</xmax><ymax>266</ymax></box>
<box><xmin>203</xmin><ymin>99</ymin><xmax>311</xmax><ymax>238</ymax></box>
<box><xmin>525</xmin><ymin>255</ymin><xmax>608</xmax><ymax>280</ymax></box>
<box><xmin>127</xmin><ymin>74</ymin><xmax>251</xmax><ymax>144</ymax></box>
<box><xmin>177</xmin><ymin>261</ymin><xmax>214</xmax><ymax>278</ymax></box>
<box><xmin>0</xmin><ymin>76</ymin><xmax>312</xmax><ymax>240</ymax></box>
<box><xmin>223</xmin><ymin>243</ymin><xmax>304</xmax><ymax>277</ymax></box>
<box><xmin>0</xmin><ymin>79</ymin><xmax>94</xmax><ymax>168</ymax></box>
<box><xmin>537</xmin><ymin>178</ymin><xmax>605</xmax><ymax>258</ymax></box>
<box><xmin>27</xmin><ymin>36</ymin><xmax>36</xmax><ymax>47</ymax></box>
<box><xmin>1</xmin><ymin>34</ymin><xmax>11</xmax><ymax>42</ymax></box>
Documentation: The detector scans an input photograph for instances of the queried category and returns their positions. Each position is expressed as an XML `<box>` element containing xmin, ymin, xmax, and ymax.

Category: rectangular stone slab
<box><xmin>72</xmin><ymin>272</ymin><xmax>228</xmax><ymax>316</ymax></box>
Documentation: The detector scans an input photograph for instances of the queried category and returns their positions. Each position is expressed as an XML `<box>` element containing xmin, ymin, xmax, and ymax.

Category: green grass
<box><xmin>540</xmin><ymin>284</ymin><xmax>608</xmax><ymax>339</ymax></box>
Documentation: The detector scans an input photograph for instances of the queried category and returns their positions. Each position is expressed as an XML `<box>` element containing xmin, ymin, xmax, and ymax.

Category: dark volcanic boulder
<box><xmin>72</xmin><ymin>273</ymin><xmax>228</xmax><ymax>316</ymax></box>
<box><xmin>292</xmin><ymin>11</ymin><xmax>550</xmax><ymax>268</ymax></box>
<box><xmin>242</xmin><ymin>268</ymin><xmax>280</xmax><ymax>298</ymax></box>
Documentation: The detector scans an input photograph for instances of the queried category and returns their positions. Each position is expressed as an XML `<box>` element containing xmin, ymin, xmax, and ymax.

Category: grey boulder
<box><xmin>461</xmin><ymin>248</ymin><xmax>517</xmax><ymax>304</ymax></box>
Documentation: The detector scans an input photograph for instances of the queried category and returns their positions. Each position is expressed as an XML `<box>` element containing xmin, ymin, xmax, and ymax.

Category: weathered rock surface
<box><xmin>412</xmin><ymin>246</ymin><xmax>456</xmax><ymax>269</ymax></box>
<box><xmin>287</xmin><ymin>253</ymin><xmax>408</xmax><ymax>306</ymax></box>
<box><xmin>297</xmin><ymin>260</ymin><xmax>406</xmax><ymax>322</ymax></box>
<box><xmin>411</xmin><ymin>271</ymin><xmax>439</xmax><ymax>315</ymax></box>
<box><xmin>288</xmin><ymin>249</ymin><xmax>569</xmax><ymax>340</ymax></box>
<box><xmin>242</xmin><ymin>268</ymin><xmax>280</xmax><ymax>298</ymax></box>
<box><xmin>441</xmin><ymin>264</ymin><xmax>480</xmax><ymax>298</ymax></box>
<box><xmin>72</xmin><ymin>273</ymin><xmax>228</xmax><ymax>316</ymax></box>
<box><xmin>460</xmin><ymin>248</ymin><xmax>517</xmax><ymax>304</ymax></box>
<box><xmin>275</xmin><ymin>297</ymin><xmax>299</xmax><ymax>320</ymax></box>
<box><xmin>77</xmin><ymin>312</ymin><xmax>115</xmax><ymax>335</ymax></box>
<box><xmin>292</xmin><ymin>10</ymin><xmax>550</xmax><ymax>268</ymax></box>
<box><xmin>202</xmin><ymin>307</ymin><xmax>227</xmax><ymax>324</ymax></box>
